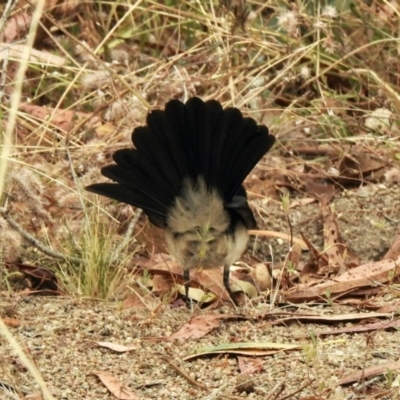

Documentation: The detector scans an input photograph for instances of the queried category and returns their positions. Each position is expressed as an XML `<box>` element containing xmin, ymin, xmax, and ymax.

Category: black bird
<box><xmin>86</xmin><ymin>97</ymin><xmax>275</xmax><ymax>305</ymax></box>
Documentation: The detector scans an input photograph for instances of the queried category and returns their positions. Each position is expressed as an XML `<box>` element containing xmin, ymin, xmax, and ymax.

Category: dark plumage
<box><xmin>86</xmin><ymin>97</ymin><xmax>275</xmax><ymax>305</ymax></box>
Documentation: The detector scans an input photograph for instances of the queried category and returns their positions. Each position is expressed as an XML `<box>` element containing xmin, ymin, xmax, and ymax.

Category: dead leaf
<box><xmin>299</xmin><ymin>319</ymin><xmax>400</xmax><ymax>338</ymax></box>
<box><xmin>92</xmin><ymin>341</ymin><xmax>137</xmax><ymax>353</ymax></box>
<box><xmin>92</xmin><ymin>371</ymin><xmax>139</xmax><ymax>400</ymax></box>
<box><xmin>338</xmin><ymin>361</ymin><xmax>400</xmax><ymax>386</ymax></box>
<box><xmin>0</xmin><ymin>44</ymin><xmax>65</xmax><ymax>66</ymax></box>
<box><xmin>24</xmin><ymin>393</ymin><xmax>43</xmax><ymax>399</ymax></box>
<box><xmin>19</xmin><ymin>104</ymin><xmax>98</xmax><ymax>134</ymax></box>
<box><xmin>5</xmin><ymin>262</ymin><xmax>60</xmax><ymax>293</ymax></box>
<box><xmin>238</xmin><ymin>356</ymin><xmax>264</xmax><ymax>375</ymax></box>
<box><xmin>384</xmin><ymin>233</ymin><xmax>400</xmax><ymax>260</ymax></box>
<box><xmin>152</xmin><ymin>274</ymin><xmax>173</xmax><ymax>294</ymax></box>
<box><xmin>377</xmin><ymin>301</ymin><xmax>400</xmax><ymax>313</ymax></box>
<box><xmin>145</xmin><ymin>255</ymin><xmax>268</xmax><ymax>304</ymax></box>
<box><xmin>287</xmin><ymin>243</ymin><xmax>302</xmax><ymax>268</ymax></box>
<box><xmin>183</xmin><ymin>342</ymin><xmax>301</xmax><ymax>360</ymax></box>
<box><xmin>304</xmin><ymin>179</ymin><xmax>336</xmax><ymax>202</ymax></box>
<box><xmin>176</xmin><ymin>286</ymin><xmax>216</xmax><ymax>303</ymax></box>
<box><xmin>121</xmin><ymin>293</ymin><xmax>147</xmax><ymax>309</ymax></box>
<box><xmin>249</xmin><ymin>263</ymin><xmax>271</xmax><ymax>292</ymax></box>
<box><xmin>320</xmin><ymin>200</ymin><xmax>347</xmax><ymax>273</ymax></box>
<box><xmin>0</xmin><ymin>12</ymin><xmax>30</xmax><ymax>43</ymax></box>
<box><xmin>338</xmin><ymin>152</ymin><xmax>384</xmax><ymax>180</ymax></box>
<box><xmin>193</xmin><ymin>269</ymin><xmax>231</xmax><ymax>301</ymax></box>
<box><xmin>3</xmin><ymin>318</ymin><xmax>21</xmax><ymax>328</ymax></box>
<box><xmin>167</xmin><ymin>315</ymin><xmax>221</xmax><ymax>341</ymax></box>
<box><xmin>286</xmin><ymin>255</ymin><xmax>400</xmax><ymax>302</ymax></box>
<box><xmin>257</xmin><ymin>311</ymin><xmax>392</xmax><ymax>326</ymax></box>
<box><xmin>231</xmin><ymin>279</ymin><xmax>259</xmax><ymax>298</ymax></box>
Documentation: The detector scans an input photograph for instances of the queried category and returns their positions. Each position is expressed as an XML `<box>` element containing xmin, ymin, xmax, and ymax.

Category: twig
<box><xmin>0</xmin><ymin>208</ymin><xmax>81</xmax><ymax>263</ymax></box>
<box><xmin>265</xmin><ymin>378</ymin><xmax>285</xmax><ymax>400</ymax></box>
<box><xmin>0</xmin><ymin>0</ymin><xmax>17</xmax><ymax>38</ymax></box>
<box><xmin>160</xmin><ymin>354</ymin><xmax>209</xmax><ymax>391</ymax></box>
<box><xmin>0</xmin><ymin>43</ymin><xmax>10</xmax><ymax>104</ymax></box>
<box><xmin>279</xmin><ymin>378</ymin><xmax>315</xmax><ymax>400</ymax></box>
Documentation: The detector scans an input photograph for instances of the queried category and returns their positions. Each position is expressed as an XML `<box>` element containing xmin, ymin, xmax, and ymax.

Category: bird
<box><xmin>86</xmin><ymin>97</ymin><xmax>275</xmax><ymax>305</ymax></box>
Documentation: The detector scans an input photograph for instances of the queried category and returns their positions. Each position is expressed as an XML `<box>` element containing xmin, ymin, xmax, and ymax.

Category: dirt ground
<box><xmin>2</xmin><ymin>1</ymin><xmax>400</xmax><ymax>399</ymax></box>
<box><xmin>255</xmin><ymin>183</ymin><xmax>400</xmax><ymax>263</ymax></box>
<box><xmin>1</xmin><ymin>182</ymin><xmax>400</xmax><ymax>400</ymax></box>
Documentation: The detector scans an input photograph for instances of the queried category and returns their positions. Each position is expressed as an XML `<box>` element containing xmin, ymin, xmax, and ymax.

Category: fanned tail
<box><xmin>86</xmin><ymin>97</ymin><xmax>275</xmax><ymax>227</ymax></box>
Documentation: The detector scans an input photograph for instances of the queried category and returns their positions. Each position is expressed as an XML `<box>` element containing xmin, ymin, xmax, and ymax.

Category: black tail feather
<box><xmin>85</xmin><ymin>182</ymin><xmax>168</xmax><ymax>227</ymax></box>
<box><xmin>86</xmin><ymin>97</ymin><xmax>275</xmax><ymax>223</ymax></box>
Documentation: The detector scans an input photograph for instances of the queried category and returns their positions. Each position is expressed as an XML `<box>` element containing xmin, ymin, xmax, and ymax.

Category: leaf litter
<box><xmin>2</xmin><ymin>1</ymin><xmax>400</xmax><ymax>399</ymax></box>
<box><xmin>3</xmin><ymin>156</ymin><xmax>400</xmax><ymax>398</ymax></box>
<box><xmin>3</xmin><ymin>296</ymin><xmax>400</xmax><ymax>399</ymax></box>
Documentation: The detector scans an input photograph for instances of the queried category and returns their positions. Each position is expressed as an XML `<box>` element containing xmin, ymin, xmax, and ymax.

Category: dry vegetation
<box><xmin>1</xmin><ymin>0</ymin><xmax>400</xmax><ymax>399</ymax></box>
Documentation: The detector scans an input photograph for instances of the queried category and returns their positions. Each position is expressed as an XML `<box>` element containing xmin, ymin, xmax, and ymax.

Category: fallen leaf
<box><xmin>304</xmin><ymin>179</ymin><xmax>336</xmax><ymax>202</ymax></box>
<box><xmin>238</xmin><ymin>356</ymin><xmax>264</xmax><ymax>375</ymax></box>
<box><xmin>377</xmin><ymin>301</ymin><xmax>400</xmax><ymax>314</ymax></box>
<box><xmin>0</xmin><ymin>12</ymin><xmax>31</xmax><ymax>43</ymax></box>
<box><xmin>152</xmin><ymin>274</ymin><xmax>173</xmax><ymax>294</ymax></box>
<box><xmin>231</xmin><ymin>279</ymin><xmax>259</xmax><ymax>298</ymax></box>
<box><xmin>287</xmin><ymin>243</ymin><xmax>302</xmax><ymax>269</ymax></box>
<box><xmin>0</xmin><ymin>43</ymin><xmax>65</xmax><ymax>65</ymax></box>
<box><xmin>167</xmin><ymin>315</ymin><xmax>221</xmax><ymax>341</ymax></box>
<box><xmin>3</xmin><ymin>318</ymin><xmax>21</xmax><ymax>328</ymax></box>
<box><xmin>19</xmin><ymin>104</ymin><xmax>98</xmax><ymax>134</ymax></box>
<box><xmin>384</xmin><ymin>233</ymin><xmax>400</xmax><ymax>260</ymax></box>
<box><xmin>92</xmin><ymin>341</ymin><xmax>137</xmax><ymax>353</ymax></box>
<box><xmin>298</xmin><ymin>319</ymin><xmax>400</xmax><ymax>338</ymax></box>
<box><xmin>92</xmin><ymin>371</ymin><xmax>139</xmax><ymax>400</ymax></box>
<box><xmin>184</xmin><ymin>342</ymin><xmax>301</xmax><ymax>360</ymax></box>
<box><xmin>249</xmin><ymin>263</ymin><xmax>271</xmax><ymax>292</ymax></box>
<box><xmin>5</xmin><ymin>262</ymin><xmax>60</xmax><ymax>293</ymax></box>
<box><xmin>24</xmin><ymin>393</ymin><xmax>43</xmax><ymax>399</ymax></box>
<box><xmin>286</xmin><ymin>255</ymin><xmax>400</xmax><ymax>302</ymax></box>
<box><xmin>176</xmin><ymin>286</ymin><xmax>216</xmax><ymax>303</ymax></box>
<box><xmin>338</xmin><ymin>361</ymin><xmax>400</xmax><ymax>386</ymax></box>
<box><xmin>193</xmin><ymin>269</ymin><xmax>232</xmax><ymax>301</ymax></box>
<box><xmin>392</xmin><ymin>374</ymin><xmax>400</xmax><ymax>388</ymax></box>
<box><xmin>338</xmin><ymin>152</ymin><xmax>384</xmax><ymax>180</ymax></box>
<box><xmin>320</xmin><ymin>200</ymin><xmax>347</xmax><ymax>273</ymax></box>
<box><xmin>121</xmin><ymin>293</ymin><xmax>147</xmax><ymax>309</ymax></box>
<box><xmin>257</xmin><ymin>311</ymin><xmax>392</xmax><ymax>326</ymax></box>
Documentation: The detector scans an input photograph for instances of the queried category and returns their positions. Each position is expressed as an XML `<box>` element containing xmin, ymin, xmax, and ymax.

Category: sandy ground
<box><xmin>1</xmin><ymin>183</ymin><xmax>400</xmax><ymax>400</ymax></box>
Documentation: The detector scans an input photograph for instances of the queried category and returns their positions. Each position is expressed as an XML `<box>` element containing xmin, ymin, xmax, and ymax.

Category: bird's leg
<box><xmin>223</xmin><ymin>265</ymin><xmax>239</xmax><ymax>306</ymax></box>
<box><xmin>183</xmin><ymin>268</ymin><xmax>190</xmax><ymax>300</ymax></box>
<box><xmin>183</xmin><ymin>268</ymin><xmax>195</xmax><ymax>311</ymax></box>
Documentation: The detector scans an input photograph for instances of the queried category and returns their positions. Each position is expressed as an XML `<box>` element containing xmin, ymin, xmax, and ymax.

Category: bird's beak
<box><xmin>198</xmin><ymin>225</ymin><xmax>214</xmax><ymax>260</ymax></box>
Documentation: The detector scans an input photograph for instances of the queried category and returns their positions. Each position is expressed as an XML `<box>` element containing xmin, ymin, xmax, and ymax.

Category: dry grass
<box><xmin>1</xmin><ymin>0</ymin><xmax>400</xmax><ymax>398</ymax></box>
